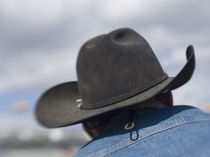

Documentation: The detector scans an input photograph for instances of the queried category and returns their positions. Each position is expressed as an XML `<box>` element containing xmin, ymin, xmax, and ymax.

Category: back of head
<box><xmin>36</xmin><ymin>28</ymin><xmax>195</xmax><ymax>131</ymax></box>
<box><xmin>83</xmin><ymin>91</ymin><xmax>173</xmax><ymax>138</ymax></box>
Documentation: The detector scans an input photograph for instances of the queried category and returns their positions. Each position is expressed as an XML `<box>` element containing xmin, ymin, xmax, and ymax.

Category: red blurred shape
<box><xmin>203</xmin><ymin>104</ymin><xmax>210</xmax><ymax>113</ymax></box>
<box><xmin>13</xmin><ymin>101</ymin><xmax>30</xmax><ymax>112</ymax></box>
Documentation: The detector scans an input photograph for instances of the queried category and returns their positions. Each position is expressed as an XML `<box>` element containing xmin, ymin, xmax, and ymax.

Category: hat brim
<box><xmin>36</xmin><ymin>45</ymin><xmax>195</xmax><ymax>128</ymax></box>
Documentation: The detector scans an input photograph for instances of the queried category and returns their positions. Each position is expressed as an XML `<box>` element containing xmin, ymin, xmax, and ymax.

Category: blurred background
<box><xmin>0</xmin><ymin>0</ymin><xmax>210</xmax><ymax>156</ymax></box>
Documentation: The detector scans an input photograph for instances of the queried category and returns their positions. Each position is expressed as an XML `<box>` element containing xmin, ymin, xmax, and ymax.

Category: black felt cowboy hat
<box><xmin>36</xmin><ymin>28</ymin><xmax>195</xmax><ymax>128</ymax></box>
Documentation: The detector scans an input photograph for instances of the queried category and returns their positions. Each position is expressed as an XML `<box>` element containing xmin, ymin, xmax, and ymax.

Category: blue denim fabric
<box><xmin>74</xmin><ymin>105</ymin><xmax>210</xmax><ymax>157</ymax></box>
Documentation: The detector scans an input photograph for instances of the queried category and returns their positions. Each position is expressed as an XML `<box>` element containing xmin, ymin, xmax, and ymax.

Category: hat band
<box><xmin>81</xmin><ymin>74</ymin><xmax>168</xmax><ymax>110</ymax></box>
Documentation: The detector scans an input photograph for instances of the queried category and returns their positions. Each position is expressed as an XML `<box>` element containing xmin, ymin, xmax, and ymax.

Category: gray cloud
<box><xmin>0</xmin><ymin>0</ymin><xmax>210</xmax><ymax>107</ymax></box>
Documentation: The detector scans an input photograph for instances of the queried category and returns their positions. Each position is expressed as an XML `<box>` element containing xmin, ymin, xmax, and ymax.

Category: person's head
<box><xmin>83</xmin><ymin>90</ymin><xmax>173</xmax><ymax>138</ymax></box>
<box><xmin>35</xmin><ymin>28</ymin><xmax>195</xmax><ymax>132</ymax></box>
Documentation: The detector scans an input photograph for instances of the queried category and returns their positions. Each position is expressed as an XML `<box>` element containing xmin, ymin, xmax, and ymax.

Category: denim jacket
<box><xmin>74</xmin><ymin>105</ymin><xmax>210</xmax><ymax>157</ymax></box>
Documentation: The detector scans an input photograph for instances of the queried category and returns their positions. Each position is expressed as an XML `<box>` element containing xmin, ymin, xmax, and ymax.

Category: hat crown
<box><xmin>76</xmin><ymin>28</ymin><xmax>168</xmax><ymax>109</ymax></box>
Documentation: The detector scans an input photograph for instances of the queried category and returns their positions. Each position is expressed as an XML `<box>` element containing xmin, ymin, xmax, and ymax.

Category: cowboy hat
<box><xmin>36</xmin><ymin>28</ymin><xmax>195</xmax><ymax>128</ymax></box>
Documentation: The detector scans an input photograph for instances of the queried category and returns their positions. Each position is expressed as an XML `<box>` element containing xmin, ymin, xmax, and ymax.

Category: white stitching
<box><xmin>87</xmin><ymin>117</ymin><xmax>210</xmax><ymax>157</ymax></box>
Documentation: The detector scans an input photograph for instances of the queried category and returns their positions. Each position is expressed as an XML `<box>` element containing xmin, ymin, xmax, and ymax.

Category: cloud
<box><xmin>97</xmin><ymin>0</ymin><xmax>210</xmax><ymax>33</ymax></box>
<box><xmin>0</xmin><ymin>0</ymin><xmax>210</xmax><ymax>109</ymax></box>
<box><xmin>0</xmin><ymin>48</ymin><xmax>78</xmax><ymax>93</ymax></box>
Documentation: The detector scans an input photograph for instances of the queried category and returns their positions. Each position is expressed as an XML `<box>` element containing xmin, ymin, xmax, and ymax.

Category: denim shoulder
<box><xmin>74</xmin><ymin>105</ymin><xmax>210</xmax><ymax>157</ymax></box>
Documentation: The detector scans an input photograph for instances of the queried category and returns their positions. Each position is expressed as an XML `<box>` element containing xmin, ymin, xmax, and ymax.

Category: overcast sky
<box><xmin>0</xmin><ymin>0</ymin><xmax>210</xmax><ymax>131</ymax></box>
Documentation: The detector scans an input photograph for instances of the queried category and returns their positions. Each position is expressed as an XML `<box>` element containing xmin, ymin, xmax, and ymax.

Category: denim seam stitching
<box><xmin>87</xmin><ymin>117</ymin><xmax>210</xmax><ymax>157</ymax></box>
